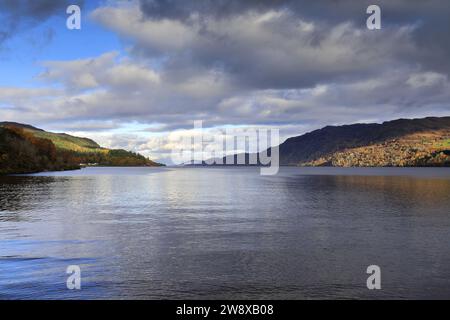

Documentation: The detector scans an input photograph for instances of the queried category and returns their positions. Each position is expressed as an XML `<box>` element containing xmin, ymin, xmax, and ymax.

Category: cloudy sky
<box><xmin>0</xmin><ymin>0</ymin><xmax>449</xmax><ymax>163</ymax></box>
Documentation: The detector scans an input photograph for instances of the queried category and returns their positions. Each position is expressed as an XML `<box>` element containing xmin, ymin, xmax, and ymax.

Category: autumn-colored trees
<box><xmin>1</xmin><ymin>124</ymin><xmax>162</xmax><ymax>174</ymax></box>
<box><xmin>0</xmin><ymin>126</ymin><xmax>79</xmax><ymax>174</ymax></box>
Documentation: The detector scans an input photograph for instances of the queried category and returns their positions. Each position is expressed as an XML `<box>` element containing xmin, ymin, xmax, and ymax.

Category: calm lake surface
<box><xmin>1</xmin><ymin>167</ymin><xmax>450</xmax><ymax>299</ymax></box>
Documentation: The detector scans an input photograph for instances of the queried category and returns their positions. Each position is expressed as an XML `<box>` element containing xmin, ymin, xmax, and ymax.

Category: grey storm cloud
<box><xmin>137</xmin><ymin>0</ymin><xmax>450</xmax><ymax>78</ymax></box>
<box><xmin>139</xmin><ymin>0</ymin><xmax>292</xmax><ymax>20</ymax></box>
<box><xmin>139</xmin><ymin>0</ymin><xmax>448</xmax><ymax>25</ymax></box>
<box><xmin>0</xmin><ymin>0</ymin><xmax>83</xmax><ymax>45</ymax></box>
<box><xmin>107</xmin><ymin>0</ymin><xmax>450</xmax><ymax>89</ymax></box>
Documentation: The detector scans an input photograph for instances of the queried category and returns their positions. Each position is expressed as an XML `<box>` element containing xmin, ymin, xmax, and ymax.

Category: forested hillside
<box><xmin>279</xmin><ymin>117</ymin><xmax>450</xmax><ymax>167</ymax></box>
<box><xmin>216</xmin><ymin>117</ymin><xmax>450</xmax><ymax>167</ymax></box>
<box><xmin>0</xmin><ymin>122</ymin><xmax>163</xmax><ymax>175</ymax></box>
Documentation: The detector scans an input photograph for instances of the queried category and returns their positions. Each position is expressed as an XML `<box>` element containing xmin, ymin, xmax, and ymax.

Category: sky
<box><xmin>0</xmin><ymin>0</ymin><xmax>449</xmax><ymax>164</ymax></box>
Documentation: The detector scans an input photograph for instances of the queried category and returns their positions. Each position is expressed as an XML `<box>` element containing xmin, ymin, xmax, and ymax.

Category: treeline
<box><xmin>70</xmin><ymin>149</ymin><xmax>160</xmax><ymax>166</ymax></box>
<box><xmin>0</xmin><ymin>126</ymin><xmax>79</xmax><ymax>174</ymax></box>
<box><xmin>100</xmin><ymin>149</ymin><xmax>160</xmax><ymax>166</ymax></box>
<box><xmin>0</xmin><ymin>125</ymin><xmax>162</xmax><ymax>175</ymax></box>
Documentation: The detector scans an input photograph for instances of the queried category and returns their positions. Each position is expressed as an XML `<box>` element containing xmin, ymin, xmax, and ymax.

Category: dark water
<box><xmin>1</xmin><ymin>167</ymin><xmax>450</xmax><ymax>299</ymax></box>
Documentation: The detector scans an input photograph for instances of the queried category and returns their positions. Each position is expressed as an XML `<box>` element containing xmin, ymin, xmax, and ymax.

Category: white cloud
<box><xmin>406</xmin><ymin>72</ymin><xmax>447</xmax><ymax>89</ymax></box>
<box><xmin>1</xmin><ymin>1</ymin><xmax>450</xmax><ymax>163</ymax></box>
<box><xmin>91</xmin><ymin>5</ymin><xmax>196</xmax><ymax>54</ymax></box>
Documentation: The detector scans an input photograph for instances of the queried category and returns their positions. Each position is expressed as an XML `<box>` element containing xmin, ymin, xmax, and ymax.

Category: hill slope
<box><xmin>0</xmin><ymin>122</ymin><xmax>163</xmax><ymax>174</ymax></box>
<box><xmin>217</xmin><ymin>117</ymin><xmax>450</xmax><ymax>167</ymax></box>
<box><xmin>279</xmin><ymin>116</ymin><xmax>450</xmax><ymax>166</ymax></box>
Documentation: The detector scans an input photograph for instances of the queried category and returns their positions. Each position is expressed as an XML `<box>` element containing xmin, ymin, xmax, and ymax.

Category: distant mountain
<box><xmin>218</xmin><ymin>117</ymin><xmax>450</xmax><ymax>167</ymax></box>
<box><xmin>0</xmin><ymin>122</ymin><xmax>164</xmax><ymax>175</ymax></box>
